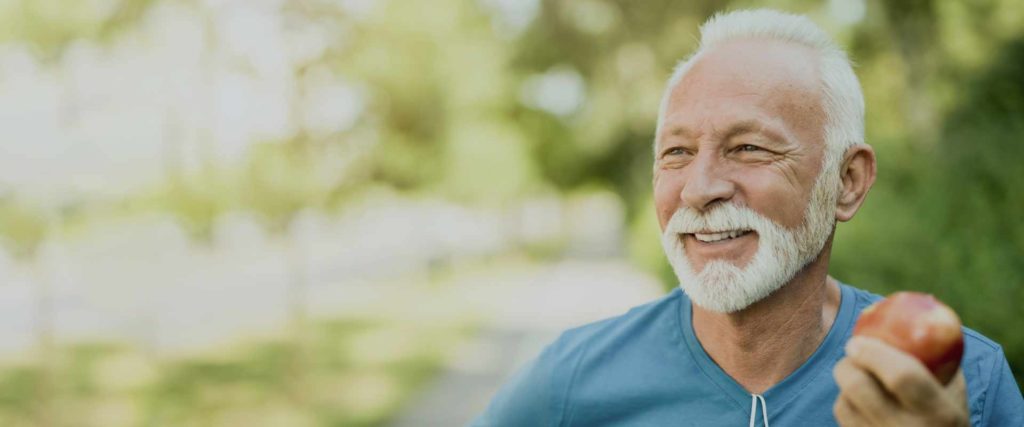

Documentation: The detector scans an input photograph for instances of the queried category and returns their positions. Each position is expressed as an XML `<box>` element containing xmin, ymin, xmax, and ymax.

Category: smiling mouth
<box><xmin>684</xmin><ymin>230</ymin><xmax>754</xmax><ymax>243</ymax></box>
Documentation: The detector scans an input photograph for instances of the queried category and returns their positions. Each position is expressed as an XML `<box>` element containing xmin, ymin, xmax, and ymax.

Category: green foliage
<box><xmin>147</xmin><ymin>173</ymin><xmax>234</xmax><ymax>244</ymax></box>
<box><xmin>0</xmin><ymin>316</ymin><xmax>472</xmax><ymax>426</ymax></box>
<box><xmin>0</xmin><ymin>365</ymin><xmax>42</xmax><ymax>422</ymax></box>
<box><xmin>0</xmin><ymin>199</ymin><xmax>48</xmax><ymax>260</ymax></box>
<box><xmin>832</xmin><ymin>37</ymin><xmax>1024</xmax><ymax>386</ymax></box>
<box><xmin>509</xmin><ymin>1</ymin><xmax>711</xmax><ymax>217</ymax></box>
<box><xmin>338</xmin><ymin>0</ymin><xmax>469</xmax><ymax>190</ymax></box>
<box><xmin>627</xmin><ymin>195</ymin><xmax>676</xmax><ymax>286</ymax></box>
<box><xmin>441</xmin><ymin>119</ymin><xmax>542</xmax><ymax>202</ymax></box>
<box><xmin>0</xmin><ymin>0</ymin><xmax>157</xmax><ymax>60</ymax></box>
<box><xmin>241</xmin><ymin>141</ymin><xmax>328</xmax><ymax>234</ymax></box>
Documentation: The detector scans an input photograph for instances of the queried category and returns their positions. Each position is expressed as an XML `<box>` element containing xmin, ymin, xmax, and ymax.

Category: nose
<box><xmin>680</xmin><ymin>151</ymin><xmax>735</xmax><ymax>211</ymax></box>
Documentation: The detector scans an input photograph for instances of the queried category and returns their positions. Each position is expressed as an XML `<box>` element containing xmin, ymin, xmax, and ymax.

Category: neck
<box><xmin>690</xmin><ymin>243</ymin><xmax>842</xmax><ymax>394</ymax></box>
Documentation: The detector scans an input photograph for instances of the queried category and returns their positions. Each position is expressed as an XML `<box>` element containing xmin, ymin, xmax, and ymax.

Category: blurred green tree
<box><xmin>0</xmin><ymin>198</ymin><xmax>56</xmax><ymax>426</ymax></box>
<box><xmin>833</xmin><ymin>37</ymin><xmax>1024</xmax><ymax>386</ymax></box>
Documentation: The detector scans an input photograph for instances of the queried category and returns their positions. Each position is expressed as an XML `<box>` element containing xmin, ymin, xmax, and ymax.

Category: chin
<box><xmin>674</xmin><ymin>258</ymin><xmax>793</xmax><ymax>313</ymax></box>
<box><xmin>659</xmin><ymin>209</ymin><xmax>818</xmax><ymax>314</ymax></box>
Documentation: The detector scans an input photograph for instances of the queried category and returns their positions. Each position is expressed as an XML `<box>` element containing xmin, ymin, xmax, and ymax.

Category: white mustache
<box><xmin>664</xmin><ymin>203</ymin><xmax>768</xmax><ymax>235</ymax></box>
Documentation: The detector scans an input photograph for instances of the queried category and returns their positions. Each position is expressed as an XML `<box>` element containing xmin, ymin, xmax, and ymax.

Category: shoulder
<box><xmin>472</xmin><ymin>290</ymin><xmax>682</xmax><ymax>426</ymax></box>
<box><xmin>553</xmin><ymin>288</ymin><xmax>682</xmax><ymax>356</ymax></box>
<box><xmin>960</xmin><ymin>326</ymin><xmax>1007</xmax><ymax>396</ymax></box>
<box><xmin>557</xmin><ymin>286</ymin><xmax>684</xmax><ymax>339</ymax></box>
<box><xmin>842</xmin><ymin>284</ymin><xmax>883</xmax><ymax>310</ymax></box>
<box><xmin>959</xmin><ymin>328</ymin><xmax>1023</xmax><ymax>426</ymax></box>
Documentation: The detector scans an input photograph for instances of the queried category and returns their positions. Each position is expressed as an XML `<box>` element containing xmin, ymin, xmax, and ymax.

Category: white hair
<box><xmin>655</xmin><ymin>9</ymin><xmax>866</xmax><ymax>175</ymax></box>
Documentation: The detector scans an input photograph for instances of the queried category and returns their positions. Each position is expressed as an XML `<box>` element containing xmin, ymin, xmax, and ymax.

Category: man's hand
<box><xmin>833</xmin><ymin>336</ymin><xmax>969</xmax><ymax>426</ymax></box>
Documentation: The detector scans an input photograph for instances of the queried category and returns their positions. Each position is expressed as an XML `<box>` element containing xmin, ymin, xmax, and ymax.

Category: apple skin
<box><xmin>852</xmin><ymin>292</ymin><xmax>964</xmax><ymax>385</ymax></box>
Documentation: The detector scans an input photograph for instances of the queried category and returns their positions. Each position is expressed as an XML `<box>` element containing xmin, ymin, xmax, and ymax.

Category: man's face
<box><xmin>654</xmin><ymin>39</ymin><xmax>837</xmax><ymax>313</ymax></box>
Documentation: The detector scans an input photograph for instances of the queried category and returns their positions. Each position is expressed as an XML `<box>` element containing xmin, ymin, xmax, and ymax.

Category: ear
<box><xmin>835</xmin><ymin>144</ymin><xmax>876</xmax><ymax>222</ymax></box>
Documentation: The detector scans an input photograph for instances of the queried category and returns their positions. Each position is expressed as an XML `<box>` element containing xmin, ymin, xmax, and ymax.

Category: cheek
<box><xmin>653</xmin><ymin>172</ymin><xmax>682</xmax><ymax>230</ymax></box>
<box><xmin>740</xmin><ymin>172</ymin><xmax>811</xmax><ymax>229</ymax></box>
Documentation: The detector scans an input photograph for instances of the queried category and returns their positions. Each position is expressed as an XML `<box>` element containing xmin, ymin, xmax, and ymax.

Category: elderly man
<box><xmin>472</xmin><ymin>9</ymin><xmax>1023</xmax><ymax>427</ymax></box>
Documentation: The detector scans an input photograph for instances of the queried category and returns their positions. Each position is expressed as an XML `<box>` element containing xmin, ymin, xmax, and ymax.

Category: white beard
<box><xmin>660</xmin><ymin>166</ymin><xmax>840</xmax><ymax>313</ymax></box>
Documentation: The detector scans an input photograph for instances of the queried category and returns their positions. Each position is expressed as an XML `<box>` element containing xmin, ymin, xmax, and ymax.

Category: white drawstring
<box><xmin>748</xmin><ymin>394</ymin><xmax>769</xmax><ymax>427</ymax></box>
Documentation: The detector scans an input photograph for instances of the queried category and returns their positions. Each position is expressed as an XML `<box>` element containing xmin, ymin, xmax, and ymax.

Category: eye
<box><xmin>737</xmin><ymin>144</ymin><xmax>761</xmax><ymax>152</ymax></box>
<box><xmin>662</xmin><ymin>147</ymin><xmax>689</xmax><ymax>157</ymax></box>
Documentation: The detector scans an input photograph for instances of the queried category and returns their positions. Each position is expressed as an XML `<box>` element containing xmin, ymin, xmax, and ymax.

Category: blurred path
<box><xmin>389</xmin><ymin>258</ymin><xmax>665</xmax><ymax>427</ymax></box>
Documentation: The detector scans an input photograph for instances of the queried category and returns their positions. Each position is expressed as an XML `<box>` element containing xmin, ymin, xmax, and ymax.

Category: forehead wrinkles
<box><xmin>660</xmin><ymin>39</ymin><xmax>827</xmax><ymax>145</ymax></box>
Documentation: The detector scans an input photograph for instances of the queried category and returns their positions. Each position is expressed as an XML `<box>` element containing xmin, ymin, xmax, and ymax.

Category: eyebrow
<box><xmin>721</xmin><ymin>120</ymin><xmax>784</xmax><ymax>143</ymax></box>
<box><xmin>668</xmin><ymin>126</ymin><xmax>696</xmax><ymax>139</ymax></box>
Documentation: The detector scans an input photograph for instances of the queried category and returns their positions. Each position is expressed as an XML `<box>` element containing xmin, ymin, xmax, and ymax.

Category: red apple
<box><xmin>852</xmin><ymin>292</ymin><xmax>964</xmax><ymax>385</ymax></box>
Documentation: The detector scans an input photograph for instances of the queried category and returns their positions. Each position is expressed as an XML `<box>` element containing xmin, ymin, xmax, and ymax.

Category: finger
<box><xmin>833</xmin><ymin>394</ymin><xmax>868</xmax><ymax>427</ymax></box>
<box><xmin>833</xmin><ymin>358</ymin><xmax>899</xmax><ymax>423</ymax></box>
<box><xmin>940</xmin><ymin>369</ymin><xmax>970</xmax><ymax>426</ymax></box>
<box><xmin>945</xmin><ymin>369</ymin><xmax>968</xmax><ymax>410</ymax></box>
<box><xmin>845</xmin><ymin>336</ymin><xmax>942</xmax><ymax>410</ymax></box>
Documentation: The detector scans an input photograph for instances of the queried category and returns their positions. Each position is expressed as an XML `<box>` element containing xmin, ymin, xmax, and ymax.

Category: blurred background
<box><xmin>0</xmin><ymin>0</ymin><xmax>1021</xmax><ymax>425</ymax></box>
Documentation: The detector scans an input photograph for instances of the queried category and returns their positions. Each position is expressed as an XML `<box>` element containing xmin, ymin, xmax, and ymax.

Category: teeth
<box><xmin>694</xmin><ymin>230</ymin><xmax>748</xmax><ymax>243</ymax></box>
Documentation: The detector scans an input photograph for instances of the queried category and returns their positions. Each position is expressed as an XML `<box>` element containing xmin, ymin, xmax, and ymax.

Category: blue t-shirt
<box><xmin>472</xmin><ymin>284</ymin><xmax>1024</xmax><ymax>426</ymax></box>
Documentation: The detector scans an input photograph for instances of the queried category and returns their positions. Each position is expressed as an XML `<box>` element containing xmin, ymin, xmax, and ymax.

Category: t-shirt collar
<box><xmin>676</xmin><ymin>283</ymin><xmax>857</xmax><ymax>411</ymax></box>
